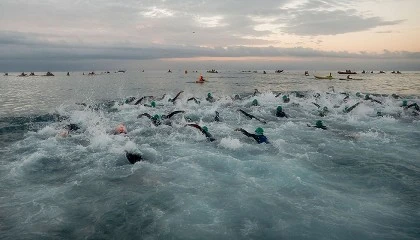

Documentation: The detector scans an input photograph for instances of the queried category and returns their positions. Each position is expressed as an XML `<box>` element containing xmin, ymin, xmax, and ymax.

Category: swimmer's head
<box><xmin>202</xmin><ymin>126</ymin><xmax>208</xmax><ymax>133</ymax></box>
<box><xmin>255</xmin><ymin>127</ymin><xmax>264</xmax><ymax>135</ymax></box>
<box><xmin>115</xmin><ymin>124</ymin><xmax>127</xmax><ymax>134</ymax></box>
<box><xmin>282</xmin><ymin>95</ymin><xmax>288</xmax><ymax>100</ymax></box>
<box><xmin>207</xmin><ymin>92</ymin><xmax>212</xmax><ymax>97</ymax></box>
<box><xmin>356</xmin><ymin>92</ymin><xmax>361</xmax><ymax>97</ymax></box>
<box><xmin>364</xmin><ymin>94</ymin><xmax>370</xmax><ymax>100</ymax></box>
<box><xmin>151</xmin><ymin>101</ymin><xmax>156</xmax><ymax>108</ymax></box>
<box><xmin>277</xmin><ymin>106</ymin><xmax>282</xmax><ymax>112</ymax></box>
<box><xmin>152</xmin><ymin>114</ymin><xmax>161</xmax><ymax>120</ymax></box>
<box><xmin>315</xmin><ymin>120</ymin><xmax>324</xmax><ymax>128</ymax></box>
<box><xmin>402</xmin><ymin>100</ymin><xmax>408</xmax><ymax>106</ymax></box>
<box><xmin>252</xmin><ymin>99</ymin><xmax>259</xmax><ymax>106</ymax></box>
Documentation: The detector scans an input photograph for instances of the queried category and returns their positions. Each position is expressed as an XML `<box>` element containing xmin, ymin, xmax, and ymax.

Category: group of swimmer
<box><xmin>59</xmin><ymin>89</ymin><xmax>419</xmax><ymax>164</ymax></box>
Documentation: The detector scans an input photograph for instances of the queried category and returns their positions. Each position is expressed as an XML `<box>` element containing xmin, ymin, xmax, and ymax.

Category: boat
<box><xmin>45</xmin><ymin>71</ymin><xmax>54</xmax><ymax>76</ymax></box>
<box><xmin>275</xmin><ymin>70</ymin><xmax>284</xmax><ymax>73</ymax></box>
<box><xmin>314</xmin><ymin>75</ymin><xmax>334</xmax><ymax>79</ymax></box>
<box><xmin>337</xmin><ymin>70</ymin><xmax>357</xmax><ymax>74</ymax></box>
<box><xmin>117</xmin><ymin>70</ymin><xmax>126</xmax><ymax>73</ymax></box>
<box><xmin>207</xmin><ymin>69</ymin><xmax>218</xmax><ymax>73</ymax></box>
<box><xmin>195</xmin><ymin>80</ymin><xmax>205</xmax><ymax>83</ymax></box>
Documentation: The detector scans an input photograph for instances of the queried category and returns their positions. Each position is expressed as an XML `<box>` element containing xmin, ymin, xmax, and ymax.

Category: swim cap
<box><xmin>277</xmin><ymin>106</ymin><xmax>282</xmax><ymax>111</ymax></box>
<box><xmin>152</xmin><ymin>114</ymin><xmax>161</xmax><ymax>120</ymax></box>
<box><xmin>151</xmin><ymin>101</ymin><xmax>156</xmax><ymax>107</ymax></box>
<box><xmin>315</xmin><ymin>120</ymin><xmax>324</xmax><ymax>128</ymax></box>
<box><xmin>356</xmin><ymin>92</ymin><xmax>361</xmax><ymax>97</ymax></box>
<box><xmin>323</xmin><ymin>106</ymin><xmax>328</xmax><ymax>111</ymax></box>
<box><xmin>252</xmin><ymin>99</ymin><xmax>259</xmax><ymax>105</ymax></box>
<box><xmin>208</xmin><ymin>93</ymin><xmax>212</xmax><ymax>97</ymax></box>
<box><xmin>376</xmin><ymin>111</ymin><xmax>383</xmax><ymax>116</ymax></box>
<box><xmin>282</xmin><ymin>95</ymin><xmax>288</xmax><ymax>100</ymax></box>
<box><xmin>255</xmin><ymin>127</ymin><xmax>264</xmax><ymax>135</ymax></box>
<box><xmin>402</xmin><ymin>100</ymin><xmax>407</xmax><ymax>106</ymax></box>
<box><xmin>168</xmin><ymin>98</ymin><xmax>172</xmax><ymax>102</ymax></box>
<box><xmin>202</xmin><ymin>126</ymin><xmax>208</xmax><ymax>132</ymax></box>
<box><xmin>364</xmin><ymin>94</ymin><xmax>370</xmax><ymax>100</ymax></box>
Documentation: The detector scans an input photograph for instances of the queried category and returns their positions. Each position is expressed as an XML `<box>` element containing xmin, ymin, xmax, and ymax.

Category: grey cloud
<box><xmin>279</xmin><ymin>9</ymin><xmax>404</xmax><ymax>35</ymax></box>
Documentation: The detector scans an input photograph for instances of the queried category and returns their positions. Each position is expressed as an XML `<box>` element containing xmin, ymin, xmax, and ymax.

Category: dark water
<box><xmin>0</xmin><ymin>70</ymin><xmax>419</xmax><ymax>239</ymax></box>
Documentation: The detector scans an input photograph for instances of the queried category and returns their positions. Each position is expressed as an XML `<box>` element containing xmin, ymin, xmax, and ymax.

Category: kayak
<box><xmin>195</xmin><ymin>81</ymin><xmax>205</xmax><ymax>83</ymax></box>
<box><xmin>314</xmin><ymin>75</ymin><xmax>334</xmax><ymax>79</ymax></box>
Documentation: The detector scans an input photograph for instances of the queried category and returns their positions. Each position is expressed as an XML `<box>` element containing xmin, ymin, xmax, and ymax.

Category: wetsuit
<box><xmin>236</xmin><ymin>128</ymin><xmax>269</xmax><ymax>144</ymax></box>
<box><xmin>168</xmin><ymin>91</ymin><xmax>184</xmax><ymax>104</ymax></box>
<box><xmin>126</xmin><ymin>151</ymin><xmax>143</xmax><ymax>164</ymax></box>
<box><xmin>187</xmin><ymin>97</ymin><xmax>200</xmax><ymax>104</ymax></box>
<box><xmin>344</xmin><ymin>102</ymin><xmax>361</xmax><ymax>113</ymax></box>
<box><xmin>138</xmin><ymin>111</ymin><xmax>185</xmax><ymax>126</ymax></box>
<box><xmin>238</xmin><ymin>109</ymin><xmax>267</xmax><ymax>124</ymax></box>
<box><xmin>214</xmin><ymin>111</ymin><xmax>220</xmax><ymax>122</ymax></box>
<box><xmin>206</xmin><ymin>96</ymin><xmax>215</xmax><ymax>103</ymax></box>
<box><xmin>276</xmin><ymin>110</ymin><xmax>288</xmax><ymax>118</ymax></box>
<box><xmin>186</xmin><ymin>124</ymin><xmax>216</xmax><ymax>142</ymax></box>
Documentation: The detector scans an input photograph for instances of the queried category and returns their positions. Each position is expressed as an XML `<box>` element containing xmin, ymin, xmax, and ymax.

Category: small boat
<box><xmin>195</xmin><ymin>80</ymin><xmax>205</xmax><ymax>83</ymax></box>
<box><xmin>275</xmin><ymin>70</ymin><xmax>284</xmax><ymax>73</ymax></box>
<box><xmin>207</xmin><ymin>69</ymin><xmax>218</xmax><ymax>73</ymax></box>
<box><xmin>379</xmin><ymin>71</ymin><xmax>385</xmax><ymax>74</ymax></box>
<box><xmin>117</xmin><ymin>70</ymin><xmax>126</xmax><ymax>73</ymax></box>
<box><xmin>45</xmin><ymin>71</ymin><xmax>54</xmax><ymax>76</ymax></box>
<box><xmin>314</xmin><ymin>75</ymin><xmax>334</xmax><ymax>80</ymax></box>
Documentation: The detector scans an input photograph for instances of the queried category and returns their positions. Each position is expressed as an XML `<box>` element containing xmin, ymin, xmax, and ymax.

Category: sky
<box><xmin>0</xmin><ymin>0</ymin><xmax>419</xmax><ymax>71</ymax></box>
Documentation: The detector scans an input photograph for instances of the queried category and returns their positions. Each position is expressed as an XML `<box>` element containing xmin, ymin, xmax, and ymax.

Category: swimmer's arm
<box><xmin>166</xmin><ymin>111</ymin><xmax>185</xmax><ymax>119</ymax></box>
<box><xmin>138</xmin><ymin>113</ymin><xmax>152</xmax><ymax>119</ymax></box>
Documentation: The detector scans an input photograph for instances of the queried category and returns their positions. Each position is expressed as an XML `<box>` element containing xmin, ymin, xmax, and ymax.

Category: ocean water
<box><xmin>0</xmin><ymin>70</ymin><xmax>419</xmax><ymax>239</ymax></box>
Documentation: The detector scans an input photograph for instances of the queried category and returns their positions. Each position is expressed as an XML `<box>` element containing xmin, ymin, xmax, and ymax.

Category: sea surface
<box><xmin>0</xmin><ymin>70</ymin><xmax>419</xmax><ymax>239</ymax></box>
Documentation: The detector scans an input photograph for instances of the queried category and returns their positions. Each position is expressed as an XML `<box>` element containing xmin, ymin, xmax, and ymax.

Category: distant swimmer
<box><xmin>253</xmin><ymin>89</ymin><xmax>261</xmax><ymax>96</ymax></box>
<box><xmin>214</xmin><ymin>111</ymin><xmax>220</xmax><ymax>122</ymax></box>
<box><xmin>282</xmin><ymin>95</ymin><xmax>290</xmax><ymax>103</ymax></box>
<box><xmin>232</xmin><ymin>94</ymin><xmax>242</xmax><ymax>100</ymax></box>
<box><xmin>144</xmin><ymin>101</ymin><xmax>157</xmax><ymax>108</ymax></box>
<box><xmin>307</xmin><ymin>120</ymin><xmax>327</xmax><ymax>130</ymax></box>
<box><xmin>251</xmin><ymin>99</ymin><xmax>259</xmax><ymax>106</ymax></box>
<box><xmin>276</xmin><ymin>106</ymin><xmax>288</xmax><ymax>118</ymax></box>
<box><xmin>206</xmin><ymin>92</ymin><xmax>215</xmax><ymax>103</ymax></box>
<box><xmin>186</xmin><ymin>124</ymin><xmax>216</xmax><ymax>142</ymax></box>
<box><xmin>138</xmin><ymin>111</ymin><xmax>185</xmax><ymax>126</ymax></box>
<box><xmin>187</xmin><ymin>97</ymin><xmax>200</xmax><ymax>104</ymax></box>
<box><xmin>401</xmin><ymin>100</ymin><xmax>420</xmax><ymax>111</ymax></box>
<box><xmin>67</xmin><ymin>72</ymin><xmax>70</xmax><ymax>76</ymax></box>
<box><xmin>364</xmin><ymin>94</ymin><xmax>382</xmax><ymax>104</ymax></box>
<box><xmin>168</xmin><ymin>91</ymin><xmax>184</xmax><ymax>104</ymax></box>
<box><xmin>134</xmin><ymin>96</ymin><xmax>154</xmax><ymax>105</ymax></box>
<box><xmin>344</xmin><ymin>102</ymin><xmax>361</xmax><ymax>113</ymax></box>
<box><xmin>238</xmin><ymin>109</ymin><xmax>267</xmax><ymax>124</ymax></box>
<box><xmin>235</xmin><ymin>127</ymin><xmax>269</xmax><ymax>144</ymax></box>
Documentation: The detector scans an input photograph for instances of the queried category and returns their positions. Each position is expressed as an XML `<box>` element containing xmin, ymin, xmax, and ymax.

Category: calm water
<box><xmin>0</xmin><ymin>70</ymin><xmax>419</xmax><ymax>239</ymax></box>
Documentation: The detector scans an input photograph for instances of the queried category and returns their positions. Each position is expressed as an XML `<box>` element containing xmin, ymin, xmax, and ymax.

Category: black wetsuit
<box><xmin>138</xmin><ymin>111</ymin><xmax>185</xmax><ymax>126</ymax></box>
<box><xmin>187</xmin><ymin>97</ymin><xmax>200</xmax><ymax>104</ymax></box>
<box><xmin>238</xmin><ymin>109</ymin><xmax>267</xmax><ymax>124</ymax></box>
<box><xmin>344</xmin><ymin>102</ymin><xmax>361</xmax><ymax>113</ymax></box>
<box><xmin>276</xmin><ymin>110</ymin><xmax>288</xmax><ymax>118</ymax></box>
<box><xmin>169</xmin><ymin>91</ymin><xmax>184</xmax><ymax>104</ymax></box>
<box><xmin>134</xmin><ymin>96</ymin><xmax>154</xmax><ymax>105</ymax></box>
<box><xmin>186</xmin><ymin>124</ymin><xmax>216</xmax><ymax>142</ymax></box>
<box><xmin>215</xmin><ymin>111</ymin><xmax>220</xmax><ymax>122</ymax></box>
<box><xmin>236</xmin><ymin>128</ymin><xmax>269</xmax><ymax>144</ymax></box>
<box><xmin>365</xmin><ymin>95</ymin><xmax>382</xmax><ymax>104</ymax></box>
<box><xmin>126</xmin><ymin>151</ymin><xmax>143</xmax><ymax>164</ymax></box>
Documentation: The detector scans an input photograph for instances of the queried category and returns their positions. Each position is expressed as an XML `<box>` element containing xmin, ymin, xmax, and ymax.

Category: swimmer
<box><xmin>253</xmin><ymin>89</ymin><xmax>261</xmax><ymax>96</ymax></box>
<box><xmin>134</xmin><ymin>96</ymin><xmax>154</xmax><ymax>105</ymax></box>
<box><xmin>114</xmin><ymin>123</ymin><xmax>128</xmax><ymax>134</ymax></box>
<box><xmin>344</xmin><ymin>102</ymin><xmax>361</xmax><ymax>113</ymax></box>
<box><xmin>125</xmin><ymin>96</ymin><xmax>136</xmax><ymax>104</ymax></box>
<box><xmin>58</xmin><ymin>123</ymin><xmax>81</xmax><ymax>137</ymax></box>
<box><xmin>186</xmin><ymin>124</ymin><xmax>216</xmax><ymax>142</ymax></box>
<box><xmin>168</xmin><ymin>91</ymin><xmax>184</xmax><ymax>104</ymax></box>
<box><xmin>307</xmin><ymin>120</ymin><xmax>327</xmax><ymax>130</ymax></box>
<box><xmin>138</xmin><ymin>110</ymin><xmax>185</xmax><ymax>126</ymax></box>
<box><xmin>282</xmin><ymin>95</ymin><xmax>290</xmax><ymax>103</ymax></box>
<box><xmin>206</xmin><ymin>92</ymin><xmax>215</xmax><ymax>103</ymax></box>
<box><xmin>276</xmin><ymin>106</ymin><xmax>288</xmax><ymax>118</ymax></box>
<box><xmin>235</xmin><ymin>127</ymin><xmax>269</xmax><ymax>144</ymax></box>
<box><xmin>364</xmin><ymin>94</ymin><xmax>382</xmax><ymax>104</ymax></box>
<box><xmin>125</xmin><ymin>151</ymin><xmax>143</xmax><ymax>164</ymax></box>
<box><xmin>251</xmin><ymin>99</ymin><xmax>259</xmax><ymax>106</ymax></box>
<box><xmin>187</xmin><ymin>97</ymin><xmax>200</xmax><ymax>104</ymax></box>
<box><xmin>238</xmin><ymin>109</ymin><xmax>267</xmax><ymax>124</ymax></box>
<box><xmin>144</xmin><ymin>101</ymin><xmax>157</xmax><ymax>108</ymax></box>
<box><xmin>214</xmin><ymin>111</ymin><xmax>220</xmax><ymax>122</ymax></box>
<box><xmin>401</xmin><ymin>100</ymin><xmax>420</xmax><ymax>111</ymax></box>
